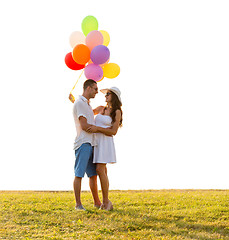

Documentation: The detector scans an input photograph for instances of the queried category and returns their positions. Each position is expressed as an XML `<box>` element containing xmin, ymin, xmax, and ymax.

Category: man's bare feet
<box><xmin>75</xmin><ymin>205</ymin><xmax>86</xmax><ymax>211</ymax></box>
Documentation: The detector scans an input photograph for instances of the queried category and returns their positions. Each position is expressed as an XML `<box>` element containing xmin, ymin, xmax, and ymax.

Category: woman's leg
<box><xmin>105</xmin><ymin>166</ymin><xmax>109</xmax><ymax>189</ymax></box>
<box><xmin>96</xmin><ymin>163</ymin><xmax>109</xmax><ymax>207</ymax></box>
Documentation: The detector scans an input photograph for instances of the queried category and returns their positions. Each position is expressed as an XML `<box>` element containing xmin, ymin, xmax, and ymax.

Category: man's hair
<box><xmin>83</xmin><ymin>79</ymin><xmax>97</xmax><ymax>90</ymax></box>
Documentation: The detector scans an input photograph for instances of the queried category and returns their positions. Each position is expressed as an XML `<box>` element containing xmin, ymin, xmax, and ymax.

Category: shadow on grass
<box><xmin>113</xmin><ymin>208</ymin><xmax>229</xmax><ymax>239</ymax></box>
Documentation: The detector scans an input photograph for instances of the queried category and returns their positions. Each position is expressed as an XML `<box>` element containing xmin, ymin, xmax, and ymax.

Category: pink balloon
<box><xmin>91</xmin><ymin>45</ymin><xmax>110</xmax><ymax>65</ymax></box>
<box><xmin>84</xmin><ymin>64</ymin><xmax>103</xmax><ymax>82</ymax></box>
<box><xmin>86</xmin><ymin>30</ymin><xmax>104</xmax><ymax>51</ymax></box>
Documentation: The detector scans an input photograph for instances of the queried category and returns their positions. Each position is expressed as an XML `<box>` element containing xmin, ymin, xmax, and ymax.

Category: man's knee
<box><xmin>74</xmin><ymin>176</ymin><xmax>82</xmax><ymax>180</ymax></box>
<box><xmin>74</xmin><ymin>176</ymin><xmax>82</xmax><ymax>184</ymax></box>
<box><xmin>89</xmin><ymin>175</ymin><xmax>97</xmax><ymax>181</ymax></box>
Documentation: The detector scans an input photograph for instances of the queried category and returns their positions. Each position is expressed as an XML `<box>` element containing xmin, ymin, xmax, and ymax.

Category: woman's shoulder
<box><xmin>115</xmin><ymin>109</ymin><xmax>121</xmax><ymax>114</ymax></box>
<box><xmin>115</xmin><ymin>109</ymin><xmax>121</xmax><ymax>119</ymax></box>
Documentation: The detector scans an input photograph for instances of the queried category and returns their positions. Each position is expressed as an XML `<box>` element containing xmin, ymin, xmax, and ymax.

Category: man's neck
<box><xmin>82</xmin><ymin>93</ymin><xmax>90</xmax><ymax>102</ymax></box>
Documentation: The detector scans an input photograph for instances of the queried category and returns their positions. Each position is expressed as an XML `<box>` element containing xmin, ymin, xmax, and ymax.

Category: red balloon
<box><xmin>65</xmin><ymin>52</ymin><xmax>85</xmax><ymax>70</ymax></box>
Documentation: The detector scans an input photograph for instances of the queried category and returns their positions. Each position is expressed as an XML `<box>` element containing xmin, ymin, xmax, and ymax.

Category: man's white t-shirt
<box><xmin>73</xmin><ymin>95</ymin><xmax>96</xmax><ymax>150</ymax></box>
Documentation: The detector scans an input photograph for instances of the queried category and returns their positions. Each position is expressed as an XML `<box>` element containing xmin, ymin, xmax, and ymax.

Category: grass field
<box><xmin>0</xmin><ymin>190</ymin><xmax>228</xmax><ymax>239</ymax></box>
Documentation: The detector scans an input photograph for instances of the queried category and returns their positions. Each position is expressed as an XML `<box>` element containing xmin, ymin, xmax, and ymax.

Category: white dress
<box><xmin>93</xmin><ymin>114</ymin><xmax>116</xmax><ymax>164</ymax></box>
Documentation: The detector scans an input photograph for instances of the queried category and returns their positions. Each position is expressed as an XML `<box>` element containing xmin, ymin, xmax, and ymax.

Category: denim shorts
<box><xmin>74</xmin><ymin>143</ymin><xmax>97</xmax><ymax>178</ymax></box>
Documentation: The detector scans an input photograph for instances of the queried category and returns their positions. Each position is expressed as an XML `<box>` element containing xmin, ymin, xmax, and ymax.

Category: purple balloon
<box><xmin>91</xmin><ymin>45</ymin><xmax>110</xmax><ymax>65</ymax></box>
<box><xmin>84</xmin><ymin>64</ymin><xmax>103</xmax><ymax>82</ymax></box>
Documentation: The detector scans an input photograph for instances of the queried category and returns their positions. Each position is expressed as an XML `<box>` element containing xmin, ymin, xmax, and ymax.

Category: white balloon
<box><xmin>69</xmin><ymin>31</ymin><xmax>86</xmax><ymax>48</ymax></box>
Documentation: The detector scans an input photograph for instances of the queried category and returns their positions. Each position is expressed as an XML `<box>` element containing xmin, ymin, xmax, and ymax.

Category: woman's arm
<box><xmin>87</xmin><ymin>110</ymin><xmax>121</xmax><ymax>136</ymax></box>
<box><xmin>93</xmin><ymin>106</ymin><xmax>105</xmax><ymax>115</ymax></box>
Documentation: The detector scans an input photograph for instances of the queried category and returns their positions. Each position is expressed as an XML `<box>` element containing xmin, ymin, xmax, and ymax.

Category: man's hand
<box><xmin>69</xmin><ymin>93</ymin><xmax>75</xmax><ymax>103</ymax></box>
<box><xmin>86</xmin><ymin>125</ymin><xmax>98</xmax><ymax>133</ymax></box>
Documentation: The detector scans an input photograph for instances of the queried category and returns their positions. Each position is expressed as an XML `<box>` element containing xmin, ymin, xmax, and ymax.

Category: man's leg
<box><xmin>89</xmin><ymin>175</ymin><xmax>101</xmax><ymax>207</ymax></box>
<box><xmin>73</xmin><ymin>176</ymin><xmax>82</xmax><ymax>207</ymax></box>
<box><xmin>74</xmin><ymin>143</ymin><xmax>93</xmax><ymax>209</ymax></box>
<box><xmin>86</xmin><ymin>147</ymin><xmax>102</xmax><ymax>208</ymax></box>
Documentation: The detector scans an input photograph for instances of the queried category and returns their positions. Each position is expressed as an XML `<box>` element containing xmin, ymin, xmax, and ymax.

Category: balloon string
<box><xmin>70</xmin><ymin>69</ymin><xmax>84</xmax><ymax>94</ymax></box>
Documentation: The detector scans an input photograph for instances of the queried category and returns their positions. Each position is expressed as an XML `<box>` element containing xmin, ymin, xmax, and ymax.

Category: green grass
<box><xmin>0</xmin><ymin>190</ymin><xmax>228</xmax><ymax>239</ymax></box>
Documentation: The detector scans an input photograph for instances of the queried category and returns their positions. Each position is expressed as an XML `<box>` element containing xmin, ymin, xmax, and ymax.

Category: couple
<box><xmin>72</xmin><ymin>79</ymin><xmax>122</xmax><ymax>211</ymax></box>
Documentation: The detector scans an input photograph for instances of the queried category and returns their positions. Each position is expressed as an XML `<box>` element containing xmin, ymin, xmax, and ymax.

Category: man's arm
<box><xmin>86</xmin><ymin>110</ymin><xmax>121</xmax><ymax>136</ymax></box>
<box><xmin>79</xmin><ymin>116</ymin><xmax>96</xmax><ymax>131</ymax></box>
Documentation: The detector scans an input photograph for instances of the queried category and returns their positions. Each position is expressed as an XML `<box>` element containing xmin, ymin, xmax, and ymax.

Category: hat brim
<box><xmin>100</xmin><ymin>89</ymin><xmax>109</xmax><ymax>94</ymax></box>
<box><xmin>100</xmin><ymin>88</ymin><xmax>122</xmax><ymax>104</ymax></box>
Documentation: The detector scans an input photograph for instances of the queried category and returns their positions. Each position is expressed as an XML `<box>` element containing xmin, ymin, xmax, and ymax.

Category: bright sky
<box><xmin>0</xmin><ymin>0</ymin><xmax>228</xmax><ymax>191</ymax></box>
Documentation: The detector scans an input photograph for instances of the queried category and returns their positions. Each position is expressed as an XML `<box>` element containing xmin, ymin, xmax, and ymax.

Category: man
<box><xmin>72</xmin><ymin>79</ymin><xmax>101</xmax><ymax>210</ymax></box>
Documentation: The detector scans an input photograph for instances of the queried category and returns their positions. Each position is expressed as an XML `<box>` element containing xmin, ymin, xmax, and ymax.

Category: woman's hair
<box><xmin>105</xmin><ymin>91</ymin><xmax>123</xmax><ymax>127</ymax></box>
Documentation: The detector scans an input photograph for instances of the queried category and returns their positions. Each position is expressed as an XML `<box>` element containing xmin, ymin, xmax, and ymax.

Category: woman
<box><xmin>87</xmin><ymin>87</ymin><xmax>123</xmax><ymax>210</ymax></box>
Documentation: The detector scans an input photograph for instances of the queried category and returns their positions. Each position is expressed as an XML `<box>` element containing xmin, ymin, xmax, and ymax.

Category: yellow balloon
<box><xmin>99</xmin><ymin>30</ymin><xmax>110</xmax><ymax>46</ymax></box>
<box><xmin>102</xmin><ymin>63</ymin><xmax>120</xmax><ymax>78</ymax></box>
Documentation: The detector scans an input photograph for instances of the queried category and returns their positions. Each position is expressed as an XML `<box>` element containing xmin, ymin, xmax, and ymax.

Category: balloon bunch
<box><xmin>65</xmin><ymin>16</ymin><xmax>120</xmax><ymax>82</ymax></box>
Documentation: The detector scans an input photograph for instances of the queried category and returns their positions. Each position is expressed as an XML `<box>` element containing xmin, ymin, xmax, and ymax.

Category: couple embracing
<box><xmin>72</xmin><ymin>79</ymin><xmax>122</xmax><ymax>211</ymax></box>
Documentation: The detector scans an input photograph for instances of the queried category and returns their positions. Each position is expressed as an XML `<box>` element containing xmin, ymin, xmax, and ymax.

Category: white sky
<box><xmin>0</xmin><ymin>0</ymin><xmax>228</xmax><ymax>191</ymax></box>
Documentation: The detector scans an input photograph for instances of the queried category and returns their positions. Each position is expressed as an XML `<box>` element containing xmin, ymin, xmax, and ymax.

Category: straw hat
<box><xmin>100</xmin><ymin>87</ymin><xmax>122</xmax><ymax>104</ymax></box>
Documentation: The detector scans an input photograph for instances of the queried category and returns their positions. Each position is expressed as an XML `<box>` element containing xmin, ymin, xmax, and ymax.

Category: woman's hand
<box><xmin>93</xmin><ymin>106</ymin><xmax>105</xmax><ymax>115</ymax></box>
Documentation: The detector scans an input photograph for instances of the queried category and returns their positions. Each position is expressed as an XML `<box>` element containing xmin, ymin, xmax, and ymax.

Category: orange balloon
<box><xmin>72</xmin><ymin>44</ymin><xmax>90</xmax><ymax>65</ymax></box>
<box><xmin>97</xmin><ymin>76</ymin><xmax>104</xmax><ymax>82</ymax></box>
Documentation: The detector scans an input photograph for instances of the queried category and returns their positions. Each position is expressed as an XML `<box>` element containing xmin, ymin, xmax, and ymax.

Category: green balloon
<box><xmin>81</xmin><ymin>16</ymin><xmax>98</xmax><ymax>36</ymax></box>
